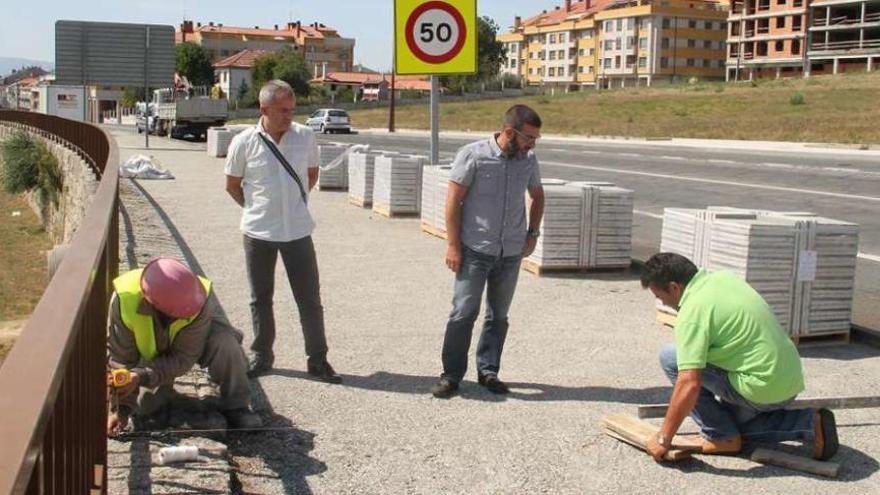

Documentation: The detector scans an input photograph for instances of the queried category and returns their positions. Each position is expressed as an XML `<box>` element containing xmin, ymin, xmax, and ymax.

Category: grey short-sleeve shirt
<box><xmin>449</xmin><ymin>136</ymin><xmax>541</xmax><ymax>257</ymax></box>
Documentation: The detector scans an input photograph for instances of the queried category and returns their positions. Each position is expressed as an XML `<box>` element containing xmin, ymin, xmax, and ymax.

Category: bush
<box><xmin>0</xmin><ymin>131</ymin><xmax>62</xmax><ymax>206</ymax></box>
<box><xmin>790</xmin><ymin>92</ymin><xmax>806</xmax><ymax>105</ymax></box>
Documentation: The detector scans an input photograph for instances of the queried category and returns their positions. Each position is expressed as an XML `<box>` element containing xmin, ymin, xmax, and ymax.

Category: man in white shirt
<box><xmin>224</xmin><ymin>80</ymin><xmax>340</xmax><ymax>383</ymax></box>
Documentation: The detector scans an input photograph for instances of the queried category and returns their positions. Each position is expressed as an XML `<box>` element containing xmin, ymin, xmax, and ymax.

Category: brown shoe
<box><xmin>701</xmin><ymin>435</ymin><xmax>742</xmax><ymax>455</ymax></box>
<box><xmin>813</xmin><ymin>408</ymin><xmax>839</xmax><ymax>461</ymax></box>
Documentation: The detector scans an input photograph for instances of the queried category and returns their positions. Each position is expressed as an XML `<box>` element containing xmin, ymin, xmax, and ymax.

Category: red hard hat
<box><xmin>140</xmin><ymin>257</ymin><xmax>207</xmax><ymax>319</ymax></box>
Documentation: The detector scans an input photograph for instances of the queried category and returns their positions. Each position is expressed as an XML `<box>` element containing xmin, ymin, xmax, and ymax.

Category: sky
<box><xmin>0</xmin><ymin>0</ymin><xmax>550</xmax><ymax>72</ymax></box>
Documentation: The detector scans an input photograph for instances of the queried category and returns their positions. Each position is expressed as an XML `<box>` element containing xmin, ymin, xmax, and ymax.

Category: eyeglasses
<box><xmin>511</xmin><ymin>127</ymin><xmax>540</xmax><ymax>144</ymax></box>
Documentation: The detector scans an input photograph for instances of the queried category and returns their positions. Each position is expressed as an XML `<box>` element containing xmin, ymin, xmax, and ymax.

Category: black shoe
<box><xmin>247</xmin><ymin>356</ymin><xmax>274</xmax><ymax>378</ymax></box>
<box><xmin>431</xmin><ymin>377</ymin><xmax>459</xmax><ymax>398</ymax></box>
<box><xmin>813</xmin><ymin>408</ymin><xmax>839</xmax><ymax>461</ymax></box>
<box><xmin>224</xmin><ymin>407</ymin><xmax>263</xmax><ymax>430</ymax></box>
<box><xmin>478</xmin><ymin>374</ymin><xmax>509</xmax><ymax>394</ymax></box>
<box><xmin>307</xmin><ymin>359</ymin><xmax>342</xmax><ymax>384</ymax></box>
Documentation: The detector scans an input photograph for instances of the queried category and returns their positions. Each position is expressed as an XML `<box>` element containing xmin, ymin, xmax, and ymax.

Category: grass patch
<box><xmin>0</xmin><ymin>190</ymin><xmax>50</xmax><ymax>321</ymax></box>
<box><xmin>325</xmin><ymin>72</ymin><xmax>880</xmax><ymax>144</ymax></box>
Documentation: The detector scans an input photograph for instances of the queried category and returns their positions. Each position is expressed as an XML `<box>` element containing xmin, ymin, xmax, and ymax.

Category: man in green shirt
<box><xmin>640</xmin><ymin>253</ymin><xmax>838</xmax><ymax>462</ymax></box>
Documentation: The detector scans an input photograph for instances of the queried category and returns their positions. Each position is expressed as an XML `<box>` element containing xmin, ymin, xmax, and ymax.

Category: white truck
<box><xmin>136</xmin><ymin>87</ymin><xmax>228</xmax><ymax>139</ymax></box>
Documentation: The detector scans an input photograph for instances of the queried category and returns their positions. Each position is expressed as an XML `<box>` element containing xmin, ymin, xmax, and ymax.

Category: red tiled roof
<box><xmin>313</xmin><ymin>72</ymin><xmax>429</xmax><ymax>85</ymax></box>
<box><xmin>213</xmin><ymin>49</ymin><xmax>271</xmax><ymax>69</ymax></box>
<box><xmin>181</xmin><ymin>22</ymin><xmax>335</xmax><ymax>42</ymax></box>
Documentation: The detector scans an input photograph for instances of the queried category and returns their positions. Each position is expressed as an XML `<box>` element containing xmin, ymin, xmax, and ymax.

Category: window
<box><xmin>604</xmin><ymin>58</ymin><xmax>612</xmax><ymax>68</ymax></box>
<box><xmin>689</xmin><ymin>20</ymin><xmax>697</xmax><ymax>29</ymax></box>
<box><xmin>639</xmin><ymin>57</ymin><xmax>647</xmax><ymax>68</ymax></box>
<box><xmin>615</xmin><ymin>55</ymin><xmax>621</xmax><ymax>68</ymax></box>
<box><xmin>627</xmin><ymin>18</ymin><xmax>634</xmax><ymax>30</ymax></box>
<box><xmin>616</xmin><ymin>39</ymin><xmax>622</xmax><ymax>50</ymax></box>
<box><xmin>687</xmin><ymin>58</ymin><xmax>695</xmax><ymax>67</ymax></box>
<box><xmin>776</xmin><ymin>17</ymin><xmax>785</xmax><ymax>29</ymax></box>
<box><xmin>718</xmin><ymin>60</ymin><xmax>726</xmax><ymax>68</ymax></box>
<box><xmin>793</xmin><ymin>0</ymin><xmax>802</xmax><ymax>5</ymax></box>
<box><xmin>661</xmin><ymin>37</ymin><xmax>670</xmax><ymax>49</ymax></box>
<box><xmin>605</xmin><ymin>20</ymin><xmax>613</xmax><ymax>32</ymax></box>
<box><xmin>639</xmin><ymin>37</ymin><xmax>648</xmax><ymax>49</ymax></box>
<box><xmin>589</xmin><ymin>48</ymin><xmax>594</xmax><ymax>56</ymax></box>
<box><xmin>550</xmin><ymin>34</ymin><xmax>557</xmax><ymax>43</ymax></box>
<box><xmin>579</xmin><ymin>48</ymin><xmax>585</xmax><ymax>56</ymax></box>
<box><xmin>549</xmin><ymin>67</ymin><xmax>556</xmax><ymax>76</ymax></box>
<box><xmin>792</xmin><ymin>16</ymin><xmax>802</xmax><ymax>31</ymax></box>
<box><xmin>579</xmin><ymin>66</ymin><xmax>584</xmax><ymax>73</ymax></box>
<box><xmin>660</xmin><ymin>57</ymin><xmax>669</xmax><ymax>68</ymax></box>
<box><xmin>589</xmin><ymin>66</ymin><xmax>594</xmax><ymax>73</ymax></box>
<box><xmin>627</xmin><ymin>37</ymin><xmax>635</xmax><ymax>49</ymax></box>
<box><xmin>777</xmin><ymin>0</ymin><xmax>785</xmax><ymax>4</ymax></box>
<box><xmin>688</xmin><ymin>39</ymin><xmax>696</xmax><ymax>48</ymax></box>
<box><xmin>605</xmin><ymin>40</ymin><xmax>614</xmax><ymax>50</ymax></box>
<box><xmin>791</xmin><ymin>38</ymin><xmax>801</xmax><ymax>54</ymax></box>
<box><xmin>558</xmin><ymin>50</ymin><xmax>565</xmax><ymax>59</ymax></box>
<box><xmin>662</xmin><ymin>18</ymin><xmax>671</xmax><ymax>29</ymax></box>
<box><xmin>704</xmin><ymin>40</ymin><xmax>712</xmax><ymax>49</ymax></box>
<box><xmin>550</xmin><ymin>51</ymin><xmax>556</xmax><ymax>60</ymax></box>
<box><xmin>617</xmin><ymin>19</ymin><xmax>623</xmax><ymax>31</ymax></box>
<box><xmin>511</xmin><ymin>59</ymin><xmax>517</xmax><ymax>68</ymax></box>
<box><xmin>775</xmin><ymin>40</ymin><xmax>784</xmax><ymax>51</ymax></box>
<box><xmin>559</xmin><ymin>33</ymin><xmax>566</xmax><ymax>43</ymax></box>
<box><xmin>704</xmin><ymin>21</ymin><xmax>713</xmax><ymax>30</ymax></box>
<box><xmin>703</xmin><ymin>59</ymin><xmax>711</xmax><ymax>67</ymax></box>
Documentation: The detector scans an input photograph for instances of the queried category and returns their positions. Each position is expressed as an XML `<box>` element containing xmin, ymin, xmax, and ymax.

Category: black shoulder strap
<box><xmin>257</xmin><ymin>132</ymin><xmax>308</xmax><ymax>204</ymax></box>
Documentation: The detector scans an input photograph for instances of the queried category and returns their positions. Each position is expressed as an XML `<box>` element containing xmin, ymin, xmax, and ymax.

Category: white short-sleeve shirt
<box><xmin>225</xmin><ymin>121</ymin><xmax>320</xmax><ymax>242</ymax></box>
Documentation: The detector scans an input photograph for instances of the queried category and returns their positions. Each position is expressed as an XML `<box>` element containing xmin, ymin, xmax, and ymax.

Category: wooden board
<box><xmin>751</xmin><ymin>447</ymin><xmax>840</xmax><ymax>478</ymax></box>
<box><xmin>420</xmin><ymin>223</ymin><xmax>448</xmax><ymax>240</ymax></box>
<box><xmin>655</xmin><ymin>311</ymin><xmax>677</xmax><ymax>328</ymax></box>
<box><xmin>372</xmin><ymin>205</ymin><xmax>420</xmax><ymax>218</ymax></box>
<box><xmin>522</xmin><ymin>259</ymin><xmax>630</xmax><ymax>277</ymax></box>
<box><xmin>348</xmin><ymin>196</ymin><xmax>371</xmax><ymax>208</ymax></box>
<box><xmin>601</xmin><ymin>413</ymin><xmax>702</xmax><ymax>462</ymax></box>
<box><xmin>638</xmin><ymin>395</ymin><xmax>880</xmax><ymax>419</ymax></box>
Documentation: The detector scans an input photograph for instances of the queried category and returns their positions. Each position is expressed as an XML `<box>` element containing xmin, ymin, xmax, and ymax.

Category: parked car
<box><xmin>305</xmin><ymin>109</ymin><xmax>352</xmax><ymax>134</ymax></box>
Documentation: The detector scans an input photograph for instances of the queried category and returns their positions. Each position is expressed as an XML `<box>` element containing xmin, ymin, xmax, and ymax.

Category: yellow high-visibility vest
<box><xmin>112</xmin><ymin>269</ymin><xmax>212</xmax><ymax>361</ymax></box>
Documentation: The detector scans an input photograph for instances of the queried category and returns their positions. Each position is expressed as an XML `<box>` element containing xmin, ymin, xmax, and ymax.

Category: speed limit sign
<box><xmin>395</xmin><ymin>0</ymin><xmax>477</xmax><ymax>75</ymax></box>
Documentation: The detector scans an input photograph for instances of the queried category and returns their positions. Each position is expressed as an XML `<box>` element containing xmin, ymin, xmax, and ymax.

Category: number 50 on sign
<box><xmin>394</xmin><ymin>0</ymin><xmax>477</xmax><ymax>75</ymax></box>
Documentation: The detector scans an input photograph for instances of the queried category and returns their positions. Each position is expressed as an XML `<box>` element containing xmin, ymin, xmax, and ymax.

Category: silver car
<box><xmin>305</xmin><ymin>108</ymin><xmax>352</xmax><ymax>134</ymax></box>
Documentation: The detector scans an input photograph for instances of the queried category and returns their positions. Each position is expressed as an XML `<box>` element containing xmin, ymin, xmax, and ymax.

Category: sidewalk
<box><xmin>358</xmin><ymin>128</ymin><xmax>880</xmax><ymax>157</ymax></box>
<box><xmin>109</xmin><ymin>129</ymin><xmax>880</xmax><ymax>494</ymax></box>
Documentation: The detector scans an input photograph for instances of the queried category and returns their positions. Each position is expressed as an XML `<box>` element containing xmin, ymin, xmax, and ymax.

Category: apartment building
<box><xmin>807</xmin><ymin>0</ymin><xmax>880</xmax><ymax>75</ymax></box>
<box><xmin>177</xmin><ymin>20</ymin><xmax>355</xmax><ymax>74</ymax></box>
<box><xmin>497</xmin><ymin>0</ymin><xmax>729</xmax><ymax>90</ymax></box>
<box><xmin>726</xmin><ymin>0</ymin><xmax>810</xmax><ymax>79</ymax></box>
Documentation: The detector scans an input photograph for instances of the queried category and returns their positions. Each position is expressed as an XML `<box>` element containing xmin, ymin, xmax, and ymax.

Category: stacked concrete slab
<box><xmin>317</xmin><ymin>143</ymin><xmax>349</xmax><ymax>190</ymax></box>
<box><xmin>526</xmin><ymin>182</ymin><xmax>634</xmax><ymax>271</ymax></box>
<box><xmin>421</xmin><ymin>165</ymin><xmax>453</xmax><ymax>236</ymax></box>
<box><xmin>207</xmin><ymin>126</ymin><xmax>249</xmax><ymax>158</ymax></box>
<box><xmin>660</xmin><ymin>207</ymin><xmax>859</xmax><ymax>339</ymax></box>
<box><xmin>348</xmin><ymin>151</ymin><xmax>390</xmax><ymax>207</ymax></box>
<box><xmin>373</xmin><ymin>154</ymin><xmax>426</xmax><ymax>216</ymax></box>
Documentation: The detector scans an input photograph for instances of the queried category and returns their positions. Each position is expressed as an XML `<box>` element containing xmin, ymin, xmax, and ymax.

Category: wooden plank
<box><xmin>792</xmin><ymin>331</ymin><xmax>851</xmax><ymax>348</ymax></box>
<box><xmin>372</xmin><ymin>205</ymin><xmax>419</xmax><ymax>218</ymax></box>
<box><xmin>655</xmin><ymin>311</ymin><xmax>677</xmax><ymax>328</ymax></box>
<box><xmin>348</xmin><ymin>196</ymin><xmax>371</xmax><ymax>208</ymax></box>
<box><xmin>522</xmin><ymin>259</ymin><xmax>630</xmax><ymax>277</ymax></box>
<box><xmin>639</xmin><ymin>395</ymin><xmax>880</xmax><ymax>419</ymax></box>
<box><xmin>601</xmin><ymin>413</ymin><xmax>701</xmax><ymax>462</ymax></box>
<box><xmin>751</xmin><ymin>447</ymin><xmax>840</xmax><ymax>478</ymax></box>
<box><xmin>420</xmin><ymin>223</ymin><xmax>447</xmax><ymax>240</ymax></box>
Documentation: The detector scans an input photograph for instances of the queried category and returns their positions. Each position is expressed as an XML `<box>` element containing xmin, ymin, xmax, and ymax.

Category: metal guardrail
<box><xmin>0</xmin><ymin>110</ymin><xmax>118</xmax><ymax>494</ymax></box>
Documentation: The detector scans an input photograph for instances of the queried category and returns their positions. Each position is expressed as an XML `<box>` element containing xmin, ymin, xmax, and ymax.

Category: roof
<box><xmin>213</xmin><ymin>49</ymin><xmax>270</xmax><ymax>69</ymax></box>
<box><xmin>178</xmin><ymin>22</ymin><xmax>338</xmax><ymax>44</ymax></box>
<box><xmin>312</xmin><ymin>72</ymin><xmax>429</xmax><ymax>86</ymax></box>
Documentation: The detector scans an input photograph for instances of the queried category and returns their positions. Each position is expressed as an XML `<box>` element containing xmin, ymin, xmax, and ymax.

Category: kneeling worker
<box><xmin>107</xmin><ymin>257</ymin><xmax>261</xmax><ymax>435</ymax></box>
<box><xmin>640</xmin><ymin>253</ymin><xmax>838</xmax><ymax>461</ymax></box>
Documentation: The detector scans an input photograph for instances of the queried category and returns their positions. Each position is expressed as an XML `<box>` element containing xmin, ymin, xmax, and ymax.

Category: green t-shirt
<box><xmin>674</xmin><ymin>270</ymin><xmax>805</xmax><ymax>404</ymax></box>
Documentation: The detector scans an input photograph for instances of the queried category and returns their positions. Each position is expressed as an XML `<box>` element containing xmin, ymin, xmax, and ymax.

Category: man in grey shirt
<box><xmin>431</xmin><ymin>104</ymin><xmax>545</xmax><ymax>398</ymax></box>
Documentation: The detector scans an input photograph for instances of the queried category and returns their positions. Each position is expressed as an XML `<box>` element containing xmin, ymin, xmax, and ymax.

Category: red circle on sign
<box><xmin>404</xmin><ymin>1</ymin><xmax>467</xmax><ymax>64</ymax></box>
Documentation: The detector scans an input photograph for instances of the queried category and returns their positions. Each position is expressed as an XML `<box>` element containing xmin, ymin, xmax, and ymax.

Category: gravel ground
<box><xmin>108</xmin><ymin>128</ymin><xmax>880</xmax><ymax>494</ymax></box>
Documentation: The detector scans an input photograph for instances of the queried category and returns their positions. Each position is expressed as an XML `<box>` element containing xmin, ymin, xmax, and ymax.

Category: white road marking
<box><xmin>708</xmin><ymin>159</ymin><xmax>737</xmax><ymax>164</ymax></box>
<box><xmin>659</xmin><ymin>156</ymin><xmax>680</xmax><ymax>160</ymax></box>
<box><xmin>541</xmin><ymin>159</ymin><xmax>880</xmax><ymax>203</ymax></box>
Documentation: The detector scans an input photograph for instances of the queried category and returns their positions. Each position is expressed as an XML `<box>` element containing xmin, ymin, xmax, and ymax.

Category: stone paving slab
<box><xmin>109</xmin><ymin>129</ymin><xmax>880</xmax><ymax>494</ymax></box>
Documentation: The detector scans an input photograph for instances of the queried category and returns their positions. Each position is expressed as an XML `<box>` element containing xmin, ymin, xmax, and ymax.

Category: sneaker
<box><xmin>247</xmin><ymin>356</ymin><xmax>274</xmax><ymax>378</ymax></box>
<box><xmin>700</xmin><ymin>435</ymin><xmax>742</xmax><ymax>455</ymax></box>
<box><xmin>431</xmin><ymin>377</ymin><xmax>459</xmax><ymax>398</ymax></box>
<box><xmin>813</xmin><ymin>408</ymin><xmax>839</xmax><ymax>461</ymax></box>
<box><xmin>477</xmin><ymin>374</ymin><xmax>510</xmax><ymax>395</ymax></box>
<box><xmin>307</xmin><ymin>359</ymin><xmax>342</xmax><ymax>384</ymax></box>
<box><xmin>224</xmin><ymin>408</ymin><xmax>263</xmax><ymax>430</ymax></box>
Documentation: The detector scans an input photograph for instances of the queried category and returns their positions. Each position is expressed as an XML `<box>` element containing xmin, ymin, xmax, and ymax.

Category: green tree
<box><xmin>175</xmin><ymin>42</ymin><xmax>215</xmax><ymax>87</ymax></box>
<box><xmin>440</xmin><ymin>16</ymin><xmax>506</xmax><ymax>94</ymax></box>
<box><xmin>250</xmin><ymin>48</ymin><xmax>312</xmax><ymax>100</ymax></box>
<box><xmin>120</xmin><ymin>87</ymin><xmax>146</xmax><ymax>108</ymax></box>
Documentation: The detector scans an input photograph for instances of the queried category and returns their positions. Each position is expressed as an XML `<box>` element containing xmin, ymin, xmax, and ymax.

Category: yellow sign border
<box><xmin>394</xmin><ymin>0</ymin><xmax>478</xmax><ymax>75</ymax></box>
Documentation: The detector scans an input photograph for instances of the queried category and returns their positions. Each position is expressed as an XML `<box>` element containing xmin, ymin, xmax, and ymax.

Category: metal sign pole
<box><xmin>430</xmin><ymin>75</ymin><xmax>439</xmax><ymax>164</ymax></box>
<box><xmin>144</xmin><ymin>26</ymin><xmax>150</xmax><ymax>149</ymax></box>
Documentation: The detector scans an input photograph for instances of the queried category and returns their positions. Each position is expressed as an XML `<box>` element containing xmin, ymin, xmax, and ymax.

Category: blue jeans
<box><xmin>659</xmin><ymin>344</ymin><xmax>815</xmax><ymax>443</ymax></box>
<box><xmin>441</xmin><ymin>246</ymin><xmax>522</xmax><ymax>383</ymax></box>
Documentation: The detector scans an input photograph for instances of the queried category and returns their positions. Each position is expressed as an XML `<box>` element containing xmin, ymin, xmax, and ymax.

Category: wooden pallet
<box><xmin>349</xmin><ymin>196</ymin><xmax>371</xmax><ymax>208</ymax></box>
<box><xmin>317</xmin><ymin>185</ymin><xmax>347</xmax><ymax>192</ymax></box>
<box><xmin>792</xmin><ymin>331</ymin><xmax>851</xmax><ymax>348</ymax></box>
<box><xmin>521</xmin><ymin>259</ymin><xmax>630</xmax><ymax>277</ymax></box>
<box><xmin>372</xmin><ymin>205</ymin><xmax>420</xmax><ymax>218</ymax></box>
<box><xmin>420</xmin><ymin>222</ymin><xmax>448</xmax><ymax>240</ymax></box>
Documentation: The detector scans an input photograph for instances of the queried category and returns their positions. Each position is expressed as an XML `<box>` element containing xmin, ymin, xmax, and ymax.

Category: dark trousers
<box><xmin>243</xmin><ymin>234</ymin><xmax>328</xmax><ymax>362</ymax></box>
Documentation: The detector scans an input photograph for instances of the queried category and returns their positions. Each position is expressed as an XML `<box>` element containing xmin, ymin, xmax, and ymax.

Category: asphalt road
<box><xmin>110</xmin><ymin>124</ymin><xmax>880</xmax><ymax>331</ymax></box>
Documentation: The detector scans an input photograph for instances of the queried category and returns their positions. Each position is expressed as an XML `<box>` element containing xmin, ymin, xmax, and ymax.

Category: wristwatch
<box><xmin>527</xmin><ymin>228</ymin><xmax>540</xmax><ymax>239</ymax></box>
<box><xmin>656</xmin><ymin>432</ymin><xmax>669</xmax><ymax>448</ymax></box>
